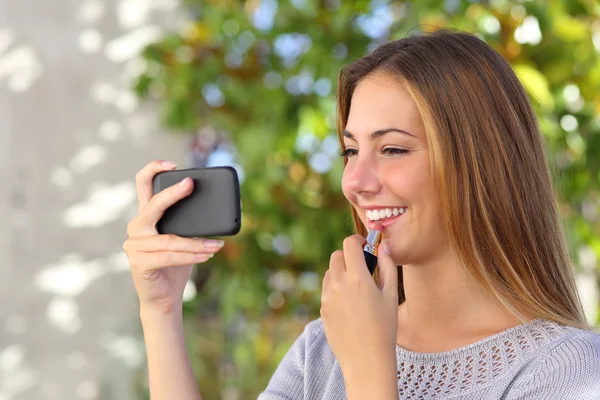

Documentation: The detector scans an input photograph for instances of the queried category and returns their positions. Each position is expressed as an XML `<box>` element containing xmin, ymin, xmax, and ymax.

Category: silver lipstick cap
<box><xmin>363</xmin><ymin>229</ymin><xmax>383</xmax><ymax>256</ymax></box>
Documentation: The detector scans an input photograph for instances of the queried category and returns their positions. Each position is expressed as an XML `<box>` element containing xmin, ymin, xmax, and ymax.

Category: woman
<box><xmin>124</xmin><ymin>30</ymin><xmax>600</xmax><ymax>399</ymax></box>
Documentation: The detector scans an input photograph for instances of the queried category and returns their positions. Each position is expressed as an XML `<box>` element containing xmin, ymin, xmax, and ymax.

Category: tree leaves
<box><xmin>513</xmin><ymin>64</ymin><xmax>555</xmax><ymax>109</ymax></box>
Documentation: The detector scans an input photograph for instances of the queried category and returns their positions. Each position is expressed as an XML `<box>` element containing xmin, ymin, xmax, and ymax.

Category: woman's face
<box><xmin>341</xmin><ymin>73</ymin><xmax>447</xmax><ymax>265</ymax></box>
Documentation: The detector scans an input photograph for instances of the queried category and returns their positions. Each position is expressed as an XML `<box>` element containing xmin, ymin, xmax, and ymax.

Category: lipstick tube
<box><xmin>363</xmin><ymin>229</ymin><xmax>383</xmax><ymax>275</ymax></box>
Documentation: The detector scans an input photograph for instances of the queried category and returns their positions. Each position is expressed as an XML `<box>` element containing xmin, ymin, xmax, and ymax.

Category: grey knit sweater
<box><xmin>259</xmin><ymin>318</ymin><xmax>600</xmax><ymax>399</ymax></box>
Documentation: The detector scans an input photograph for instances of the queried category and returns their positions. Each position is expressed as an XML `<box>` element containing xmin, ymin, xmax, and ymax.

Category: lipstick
<box><xmin>363</xmin><ymin>229</ymin><xmax>383</xmax><ymax>275</ymax></box>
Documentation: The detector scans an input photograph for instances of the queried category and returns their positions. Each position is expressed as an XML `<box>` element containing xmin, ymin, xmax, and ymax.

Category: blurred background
<box><xmin>1</xmin><ymin>0</ymin><xmax>599</xmax><ymax>399</ymax></box>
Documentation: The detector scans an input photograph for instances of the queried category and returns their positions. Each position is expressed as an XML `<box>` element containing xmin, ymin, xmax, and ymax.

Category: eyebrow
<box><xmin>342</xmin><ymin>128</ymin><xmax>417</xmax><ymax>141</ymax></box>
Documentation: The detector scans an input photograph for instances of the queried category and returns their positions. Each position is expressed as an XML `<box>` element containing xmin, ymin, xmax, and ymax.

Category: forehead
<box><xmin>345</xmin><ymin>73</ymin><xmax>423</xmax><ymax>138</ymax></box>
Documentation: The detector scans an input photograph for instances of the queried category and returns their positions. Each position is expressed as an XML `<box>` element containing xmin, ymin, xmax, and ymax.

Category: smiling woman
<box><xmin>125</xmin><ymin>29</ymin><xmax>600</xmax><ymax>400</ymax></box>
<box><xmin>258</xmin><ymin>29</ymin><xmax>600</xmax><ymax>399</ymax></box>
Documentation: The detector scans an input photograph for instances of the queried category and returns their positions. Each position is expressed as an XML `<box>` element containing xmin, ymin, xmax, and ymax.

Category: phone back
<box><xmin>152</xmin><ymin>167</ymin><xmax>241</xmax><ymax>237</ymax></box>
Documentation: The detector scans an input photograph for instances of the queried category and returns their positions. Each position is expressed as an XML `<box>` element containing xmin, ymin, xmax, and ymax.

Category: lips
<box><xmin>366</xmin><ymin>211</ymin><xmax>404</xmax><ymax>230</ymax></box>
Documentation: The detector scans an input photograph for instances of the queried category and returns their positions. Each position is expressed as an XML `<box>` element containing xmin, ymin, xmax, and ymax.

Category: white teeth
<box><xmin>366</xmin><ymin>207</ymin><xmax>407</xmax><ymax>221</ymax></box>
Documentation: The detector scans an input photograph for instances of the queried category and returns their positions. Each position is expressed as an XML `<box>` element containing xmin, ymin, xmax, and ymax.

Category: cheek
<box><xmin>412</xmin><ymin>172</ymin><xmax>436</xmax><ymax>208</ymax></box>
<box><xmin>341</xmin><ymin>168</ymin><xmax>355</xmax><ymax>202</ymax></box>
<box><xmin>380</xmin><ymin>168</ymin><xmax>411</xmax><ymax>196</ymax></box>
<box><xmin>388</xmin><ymin>158</ymin><xmax>432</xmax><ymax>198</ymax></box>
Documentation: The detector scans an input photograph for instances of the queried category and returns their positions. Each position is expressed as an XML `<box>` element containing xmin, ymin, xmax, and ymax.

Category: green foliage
<box><xmin>132</xmin><ymin>0</ymin><xmax>600</xmax><ymax>397</ymax></box>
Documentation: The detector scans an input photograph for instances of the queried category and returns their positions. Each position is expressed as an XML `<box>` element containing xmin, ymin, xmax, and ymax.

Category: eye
<box><xmin>382</xmin><ymin>147</ymin><xmax>408</xmax><ymax>156</ymax></box>
<box><xmin>340</xmin><ymin>147</ymin><xmax>408</xmax><ymax>158</ymax></box>
<box><xmin>339</xmin><ymin>148</ymin><xmax>358</xmax><ymax>158</ymax></box>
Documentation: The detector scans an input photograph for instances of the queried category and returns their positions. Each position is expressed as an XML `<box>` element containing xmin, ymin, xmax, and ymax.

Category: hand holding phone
<box><xmin>123</xmin><ymin>161</ymin><xmax>229</xmax><ymax>316</ymax></box>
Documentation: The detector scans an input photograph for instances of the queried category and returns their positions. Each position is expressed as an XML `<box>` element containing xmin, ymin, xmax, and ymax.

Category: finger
<box><xmin>124</xmin><ymin>235</ymin><xmax>225</xmax><ymax>253</ymax></box>
<box><xmin>136</xmin><ymin>177</ymin><xmax>194</xmax><ymax>230</ymax></box>
<box><xmin>342</xmin><ymin>234</ymin><xmax>370</xmax><ymax>278</ymax></box>
<box><xmin>377</xmin><ymin>241</ymin><xmax>399</xmax><ymax>301</ymax></box>
<box><xmin>320</xmin><ymin>269</ymin><xmax>334</xmax><ymax>316</ymax></box>
<box><xmin>321</xmin><ymin>269</ymin><xmax>330</xmax><ymax>295</ymax></box>
<box><xmin>328</xmin><ymin>250</ymin><xmax>345</xmax><ymax>280</ymax></box>
<box><xmin>130</xmin><ymin>251</ymin><xmax>212</xmax><ymax>272</ymax></box>
<box><xmin>135</xmin><ymin>160</ymin><xmax>178</xmax><ymax>213</ymax></box>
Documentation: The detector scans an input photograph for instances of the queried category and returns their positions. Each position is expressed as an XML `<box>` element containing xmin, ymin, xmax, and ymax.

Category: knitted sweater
<box><xmin>258</xmin><ymin>318</ymin><xmax>600</xmax><ymax>399</ymax></box>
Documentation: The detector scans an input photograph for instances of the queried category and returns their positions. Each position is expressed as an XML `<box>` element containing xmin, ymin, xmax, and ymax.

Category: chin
<box><xmin>389</xmin><ymin>252</ymin><xmax>403</xmax><ymax>267</ymax></box>
<box><xmin>379</xmin><ymin>240</ymin><xmax>397</xmax><ymax>264</ymax></box>
<box><xmin>383</xmin><ymin>239</ymin><xmax>417</xmax><ymax>266</ymax></box>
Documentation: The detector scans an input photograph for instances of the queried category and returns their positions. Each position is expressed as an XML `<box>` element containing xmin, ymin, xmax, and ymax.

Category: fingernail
<box><xmin>161</xmin><ymin>160</ymin><xmax>177</xmax><ymax>168</ymax></box>
<box><xmin>204</xmin><ymin>239</ymin><xmax>224</xmax><ymax>249</ymax></box>
<box><xmin>382</xmin><ymin>243</ymin><xmax>390</xmax><ymax>255</ymax></box>
<box><xmin>178</xmin><ymin>177</ymin><xmax>191</xmax><ymax>188</ymax></box>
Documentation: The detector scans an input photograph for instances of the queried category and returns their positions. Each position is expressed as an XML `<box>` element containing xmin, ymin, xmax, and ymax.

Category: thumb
<box><xmin>377</xmin><ymin>242</ymin><xmax>398</xmax><ymax>301</ymax></box>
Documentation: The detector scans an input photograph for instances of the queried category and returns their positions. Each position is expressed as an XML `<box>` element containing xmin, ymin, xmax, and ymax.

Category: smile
<box><xmin>366</xmin><ymin>207</ymin><xmax>406</xmax><ymax>221</ymax></box>
<box><xmin>365</xmin><ymin>207</ymin><xmax>407</xmax><ymax>230</ymax></box>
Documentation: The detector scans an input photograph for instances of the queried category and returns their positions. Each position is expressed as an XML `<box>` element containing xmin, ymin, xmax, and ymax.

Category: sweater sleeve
<box><xmin>257</xmin><ymin>320</ymin><xmax>315</xmax><ymax>400</ymax></box>
<box><xmin>506</xmin><ymin>331</ymin><xmax>600</xmax><ymax>400</ymax></box>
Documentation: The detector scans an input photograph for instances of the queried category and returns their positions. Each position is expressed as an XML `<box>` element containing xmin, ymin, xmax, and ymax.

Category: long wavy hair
<box><xmin>336</xmin><ymin>29</ymin><xmax>587</xmax><ymax>328</ymax></box>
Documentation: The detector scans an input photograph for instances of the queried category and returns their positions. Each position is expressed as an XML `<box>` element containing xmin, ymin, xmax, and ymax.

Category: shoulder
<box><xmin>535</xmin><ymin>327</ymin><xmax>600</xmax><ymax>370</ymax></box>
<box><xmin>302</xmin><ymin>317</ymin><xmax>331</xmax><ymax>354</ymax></box>
<box><xmin>303</xmin><ymin>317</ymin><xmax>325</xmax><ymax>339</ymax></box>
<box><xmin>274</xmin><ymin>317</ymin><xmax>331</xmax><ymax>364</ymax></box>
<box><xmin>508</xmin><ymin>325</ymin><xmax>600</xmax><ymax>399</ymax></box>
<box><xmin>298</xmin><ymin>317</ymin><xmax>340</xmax><ymax>371</ymax></box>
<box><xmin>258</xmin><ymin>317</ymin><xmax>340</xmax><ymax>400</ymax></box>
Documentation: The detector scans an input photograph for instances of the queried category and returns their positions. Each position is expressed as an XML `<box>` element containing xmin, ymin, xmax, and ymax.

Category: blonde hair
<box><xmin>336</xmin><ymin>30</ymin><xmax>588</xmax><ymax>329</ymax></box>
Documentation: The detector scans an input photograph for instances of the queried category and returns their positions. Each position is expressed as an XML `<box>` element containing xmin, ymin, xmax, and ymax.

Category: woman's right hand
<box><xmin>123</xmin><ymin>160</ymin><xmax>225</xmax><ymax>316</ymax></box>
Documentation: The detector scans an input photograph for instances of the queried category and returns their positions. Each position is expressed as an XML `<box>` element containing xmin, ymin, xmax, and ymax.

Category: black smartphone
<box><xmin>152</xmin><ymin>167</ymin><xmax>241</xmax><ymax>237</ymax></box>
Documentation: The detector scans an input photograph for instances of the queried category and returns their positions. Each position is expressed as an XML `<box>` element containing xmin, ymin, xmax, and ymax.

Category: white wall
<box><xmin>0</xmin><ymin>1</ymin><xmax>187</xmax><ymax>398</ymax></box>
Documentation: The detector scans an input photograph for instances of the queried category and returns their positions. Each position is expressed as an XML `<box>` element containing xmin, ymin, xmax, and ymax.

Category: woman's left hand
<box><xmin>320</xmin><ymin>234</ymin><xmax>399</xmax><ymax>379</ymax></box>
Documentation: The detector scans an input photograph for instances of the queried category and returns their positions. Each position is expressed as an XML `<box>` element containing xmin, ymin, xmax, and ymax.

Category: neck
<box><xmin>396</xmin><ymin>249</ymin><xmax>528</xmax><ymax>351</ymax></box>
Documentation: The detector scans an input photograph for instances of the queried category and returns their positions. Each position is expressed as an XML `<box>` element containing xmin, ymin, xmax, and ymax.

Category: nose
<box><xmin>342</xmin><ymin>155</ymin><xmax>383</xmax><ymax>197</ymax></box>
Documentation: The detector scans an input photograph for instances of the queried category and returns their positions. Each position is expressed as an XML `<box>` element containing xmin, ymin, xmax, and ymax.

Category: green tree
<box><xmin>132</xmin><ymin>0</ymin><xmax>600</xmax><ymax>398</ymax></box>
